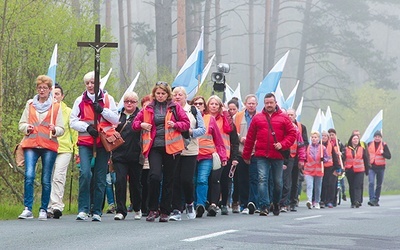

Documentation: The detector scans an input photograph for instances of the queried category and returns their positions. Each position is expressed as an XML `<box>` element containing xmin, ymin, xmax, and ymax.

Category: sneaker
<box><xmin>373</xmin><ymin>201</ymin><xmax>380</xmax><ymax>207</ymax></box>
<box><xmin>290</xmin><ymin>205</ymin><xmax>297</xmax><ymax>212</ymax></box>
<box><xmin>248</xmin><ymin>202</ymin><xmax>256</xmax><ymax>215</ymax></box>
<box><xmin>186</xmin><ymin>203</ymin><xmax>196</xmax><ymax>219</ymax></box>
<box><xmin>272</xmin><ymin>204</ymin><xmax>280</xmax><ymax>216</ymax></box>
<box><xmin>306</xmin><ymin>201</ymin><xmax>312</xmax><ymax>209</ymax></box>
<box><xmin>169</xmin><ymin>209</ymin><xmax>182</xmax><ymax>221</ymax></box>
<box><xmin>18</xmin><ymin>207</ymin><xmax>33</xmax><ymax>219</ymax></box>
<box><xmin>327</xmin><ymin>203</ymin><xmax>334</xmax><ymax>208</ymax></box>
<box><xmin>38</xmin><ymin>209</ymin><xmax>47</xmax><ymax>221</ymax></box>
<box><xmin>146</xmin><ymin>210</ymin><xmax>159</xmax><ymax>222</ymax></box>
<box><xmin>159</xmin><ymin>213</ymin><xmax>169</xmax><ymax>222</ymax></box>
<box><xmin>232</xmin><ymin>202</ymin><xmax>240</xmax><ymax>213</ymax></box>
<box><xmin>354</xmin><ymin>201</ymin><xmax>361</xmax><ymax>208</ymax></box>
<box><xmin>221</xmin><ymin>205</ymin><xmax>229</xmax><ymax>215</ymax></box>
<box><xmin>92</xmin><ymin>214</ymin><xmax>101</xmax><ymax>222</ymax></box>
<box><xmin>207</xmin><ymin>204</ymin><xmax>217</xmax><ymax>217</ymax></box>
<box><xmin>280</xmin><ymin>206</ymin><xmax>288</xmax><ymax>213</ymax></box>
<box><xmin>47</xmin><ymin>211</ymin><xmax>54</xmax><ymax>219</ymax></box>
<box><xmin>134</xmin><ymin>210</ymin><xmax>142</xmax><ymax>220</ymax></box>
<box><xmin>314</xmin><ymin>203</ymin><xmax>320</xmax><ymax>209</ymax></box>
<box><xmin>114</xmin><ymin>213</ymin><xmax>125</xmax><ymax>220</ymax></box>
<box><xmin>127</xmin><ymin>204</ymin><xmax>133</xmax><ymax>212</ymax></box>
<box><xmin>319</xmin><ymin>202</ymin><xmax>325</xmax><ymax>209</ymax></box>
<box><xmin>53</xmin><ymin>209</ymin><xmax>62</xmax><ymax>219</ymax></box>
<box><xmin>342</xmin><ymin>194</ymin><xmax>347</xmax><ymax>201</ymax></box>
<box><xmin>76</xmin><ymin>212</ymin><xmax>88</xmax><ymax>221</ymax></box>
<box><xmin>259</xmin><ymin>208</ymin><xmax>269</xmax><ymax>216</ymax></box>
<box><xmin>196</xmin><ymin>205</ymin><xmax>205</xmax><ymax>218</ymax></box>
<box><xmin>106</xmin><ymin>204</ymin><xmax>115</xmax><ymax>214</ymax></box>
<box><xmin>241</xmin><ymin>208</ymin><xmax>249</xmax><ymax>215</ymax></box>
<box><xmin>368</xmin><ymin>201</ymin><xmax>375</xmax><ymax>206</ymax></box>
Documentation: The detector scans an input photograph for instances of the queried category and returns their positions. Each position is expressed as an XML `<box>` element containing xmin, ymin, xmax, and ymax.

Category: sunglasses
<box><xmin>193</xmin><ymin>102</ymin><xmax>204</xmax><ymax>106</ymax></box>
<box><xmin>156</xmin><ymin>81</ymin><xmax>168</xmax><ymax>87</ymax></box>
<box><xmin>124</xmin><ymin>100</ymin><xmax>138</xmax><ymax>104</ymax></box>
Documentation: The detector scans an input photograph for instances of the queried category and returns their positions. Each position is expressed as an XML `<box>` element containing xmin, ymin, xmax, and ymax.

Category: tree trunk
<box><xmin>295</xmin><ymin>0</ymin><xmax>312</xmax><ymax>109</ymax></box>
<box><xmin>0</xmin><ymin>0</ymin><xmax>7</xmax><ymax>132</ymax></box>
<box><xmin>155</xmin><ymin>0</ymin><xmax>173</xmax><ymax>76</ymax></box>
<box><xmin>263</xmin><ymin>0</ymin><xmax>271</xmax><ymax>76</ymax></box>
<box><xmin>249</xmin><ymin>0</ymin><xmax>255</xmax><ymax>93</ymax></box>
<box><xmin>118</xmin><ymin>0</ymin><xmax>127</xmax><ymax>87</ymax></box>
<box><xmin>93</xmin><ymin>0</ymin><xmax>100</xmax><ymax>23</ymax></box>
<box><xmin>203</xmin><ymin>0</ymin><xmax>211</xmax><ymax>61</ymax></box>
<box><xmin>71</xmin><ymin>0</ymin><xmax>80</xmax><ymax>17</ymax></box>
<box><xmin>267</xmin><ymin>0</ymin><xmax>280</xmax><ymax>70</ymax></box>
<box><xmin>105</xmin><ymin>0</ymin><xmax>111</xmax><ymax>30</ymax></box>
<box><xmin>126</xmin><ymin>0</ymin><xmax>133</xmax><ymax>80</ymax></box>
<box><xmin>215</xmin><ymin>0</ymin><xmax>222</xmax><ymax>63</ymax></box>
<box><xmin>177</xmin><ymin>0</ymin><xmax>187</xmax><ymax>69</ymax></box>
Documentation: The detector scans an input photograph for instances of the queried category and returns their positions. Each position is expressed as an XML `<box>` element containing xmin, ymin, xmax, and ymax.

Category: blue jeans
<box><xmin>248</xmin><ymin>157</ymin><xmax>259</xmax><ymax>208</ymax></box>
<box><xmin>194</xmin><ymin>159</ymin><xmax>212</xmax><ymax>206</ymax></box>
<box><xmin>24</xmin><ymin>148</ymin><xmax>57</xmax><ymax>211</ymax></box>
<box><xmin>305</xmin><ymin>175</ymin><xmax>323</xmax><ymax>203</ymax></box>
<box><xmin>106</xmin><ymin>172</ymin><xmax>116</xmax><ymax>205</ymax></box>
<box><xmin>78</xmin><ymin>146</ymin><xmax>109</xmax><ymax>215</ymax></box>
<box><xmin>368</xmin><ymin>168</ymin><xmax>385</xmax><ymax>202</ymax></box>
<box><xmin>256</xmin><ymin>157</ymin><xmax>283</xmax><ymax>209</ymax></box>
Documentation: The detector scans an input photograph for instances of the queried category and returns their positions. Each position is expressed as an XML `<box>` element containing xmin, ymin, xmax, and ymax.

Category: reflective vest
<box><xmin>290</xmin><ymin>122</ymin><xmax>302</xmax><ymax>158</ymax></box>
<box><xmin>234</xmin><ymin>111</ymin><xmax>245</xmax><ymax>134</ymax></box>
<box><xmin>21</xmin><ymin>102</ymin><xmax>60</xmax><ymax>152</ymax></box>
<box><xmin>141</xmin><ymin>107</ymin><xmax>185</xmax><ymax>156</ymax></box>
<box><xmin>345</xmin><ymin>147</ymin><xmax>365</xmax><ymax>172</ymax></box>
<box><xmin>77</xmin><ymin>94</ymin><xmax>111</xmax><ymax>147</ymax></box>
<box><xmin>304</xmin><ymin>145</ymin><xmax>324</xmax><ymax>176</ymax></box>
<box><xmin>216</xmin><ymin>116</ymin><xmax>231</xmax><ymax>159</ymax></box>
<box><xmin>368</xmin><ymin>142</ymin><xmax>385</xmax><ymax>166</ymax></box>
<box><xmin>198</xmin><ymin>114</ymin><xmax>216</xmax><ymax>156</ymax></box>
<box><xmin>323</xmin><ymin>141</ymin><xmax>333</xmax><ymax>167</ymax></box>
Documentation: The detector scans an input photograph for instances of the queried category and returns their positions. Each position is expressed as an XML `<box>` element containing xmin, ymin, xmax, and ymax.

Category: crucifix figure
<box><xmin>77</xmin><ymin>24</ymin><xmax>118</xmax><ymax>158</ymax></box>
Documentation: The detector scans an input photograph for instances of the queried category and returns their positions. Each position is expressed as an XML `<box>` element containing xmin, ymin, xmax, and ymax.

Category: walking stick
<box><xmin>68</xmin><ymin>149</ymin><xmax>75</xmax><ymax>211</ymax></box>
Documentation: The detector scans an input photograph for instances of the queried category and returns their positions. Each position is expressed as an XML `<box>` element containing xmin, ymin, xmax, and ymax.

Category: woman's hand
<box><xmin>222</xmin><ymin>160</ymin><xmax>227</xmax><ymax>166</ymax></box>
<box><xmin>141</xmin><ymin>122</ymin><xmax>152</xmax><ymax>131</ymax></box>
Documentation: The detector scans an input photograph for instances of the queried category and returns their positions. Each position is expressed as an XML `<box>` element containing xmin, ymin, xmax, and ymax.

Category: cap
<box><xmin>373</xmin><ymin>130</ymin><xmax>382</xmax><ymax>137</ymax></box>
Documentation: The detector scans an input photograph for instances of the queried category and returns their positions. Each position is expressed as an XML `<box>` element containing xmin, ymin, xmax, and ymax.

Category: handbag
<box><xmin>265</xmin><ymin>114</ymin><xmax>290</xmax><ymax>159</ymax></box>
<box><xmin>99</xmin><ymin>127</ymin><xmax>125</xmax><ymax>152</ymax></box>
<box><xmin>212</xmin><ymin>152</ymin><xmax>221</xmax><ymax>170</ymax></box>
<box><xmin>14</xmin><ymin>137</ymin><xmax>26</xmax><ymax>167</ymax></box>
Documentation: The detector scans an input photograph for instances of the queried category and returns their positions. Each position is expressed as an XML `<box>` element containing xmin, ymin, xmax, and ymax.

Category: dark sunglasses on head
<box><xmin>156</xmin><ymin>81</ymin><xmax>168</xmax><ymax>87</ymax></box>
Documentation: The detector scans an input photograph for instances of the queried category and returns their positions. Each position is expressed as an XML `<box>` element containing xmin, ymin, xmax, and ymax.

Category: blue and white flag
<box><xmin>283</xmin><ymin>80</ymin><xmax>299</xmax><ymax>110</ymax></box>
<box><xmin>256</xmin><ymin>50</ymin><xmax>290</xmax><ymax>111</ymax></box>
<box><xmin>172</xmin><ymin>27</ymin><xmax>204</xmax><ymax>100</ymax></box>
<box><xmin>100</xmin><ymin>68</ymin><xmax>113</xmax><ymax>90</ymax></box>
<box><xmin>296</xmin><ymin>96</ymin><xmax>304</xmax><ymax>122</ymax></box>
<box><xmin>323</xmin><ymin>106</ymin><xmax>335</xmax><ymax>131</ymax></box>
<box><xmin>186</xmin><ymin>54</ymin><xmax>215</xmax><ymax>101</ymax></box>
<box><xmin>311</xmin><ymin>109</ymin><xmax>322</xmax><ymax>135</ymax></box>
<box><xmin>361</xmin><ymin>110</ymin><xmax>383</xmax><ymax>143</ymax></box>
<box><xmin>47</xmin><ymin>44</ymin><xmax>58</xmax><ymax>87</ymax></box>
<box><xmin>117</xmin><ymin>72</ymin><xmax>141</xmax><ymax>111</ymax></box>
<box><xmin>274</xmin><ymin>82</ymin><xmax>285</xmax><ymax>108</ymax></box>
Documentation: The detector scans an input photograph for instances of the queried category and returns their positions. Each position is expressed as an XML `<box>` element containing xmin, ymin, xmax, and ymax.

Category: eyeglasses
<box><xmin>37</xmin><ymin>86</ymin><xmax>49</xmax><ymax>90</ymax></box>
<box><xmin>124</xmin><ymin>100</ymin><xmax>138</xmax><ymax>104</ymax></box>
<box><xmin>193</xmin><ymin>102</ymin><xmax>204</xmax><ymax>106</ymax></box>
<box><xmin>156</xmin><ymin>81</ymin><xmax>168</xmax><ymax>87</ymax></box>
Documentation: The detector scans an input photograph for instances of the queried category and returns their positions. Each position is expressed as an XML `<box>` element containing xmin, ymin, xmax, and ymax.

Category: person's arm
<box><xmin>242</xmin><ymin>116</ymin><xmax>257</xmax><ymax>161</ymax></box>
<box><xmin>132</xmin><ymin>109</ymin><xmax>145</xmax><ymax>131</ymax></box>
<box><xmin>173</xmin><ymin>104</ymin><xmax>190</xmax><ymax>131</ymax></box>
<box><xmin>382</xmin><ymin>143</ymin><xmax>391</xmax><ymax>160</ymax></box>
<box><xmin>229</xmin><ymin>125</ymin><xmax>239</xmax><ymax>161</ymax></box>
<box><xmin>19</xmin><ymin>101</ymin><xmax>31</xmax><ymax>135</ymax></box>
<box><xmin>210</xmin><ymin>117</ymin><xmax>227</xmax><ymax>162</ymax></box>
<box><xmin>53</xmin><ymin>105</ymin><xmax>65</xmax><ymax>137</ymax></box>
<box><xmin>363</xmin><ymin>147</ymin><xmax>371</xmax><ymax>174</ymax></box>
<box><xmin>301</xmin><ymin>123</ymin><xmax>309</xmax><ymax>146</ymax></box>
<box><xmin>221</xmin><ymin>110</ymin><xmax>233</xmax><ymax>134</ymax></box>
<box><xmin>191</xmin><ymin>107</ymin><xmax>206</xmax><ymax>138</ymax></box>
<box><xmin>70</xmin><ymin>97</ymin><xmax>89</xmax><ymax>133</ymax></box>
<box><xmin>101</xmin><ymin>95</ymin><xmax>119</xmax><ymax>125</ymax></box>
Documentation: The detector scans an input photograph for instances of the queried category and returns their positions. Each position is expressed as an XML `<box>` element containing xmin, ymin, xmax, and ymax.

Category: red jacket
<box><xmin>242</xmin><ymin>108</ymin><xmax>296</xmax><ymax>160</ymax></box>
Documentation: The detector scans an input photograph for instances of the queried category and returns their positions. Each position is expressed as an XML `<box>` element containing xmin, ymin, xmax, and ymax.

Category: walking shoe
<box><xmin>319</xmin><ymin>202</ymin><xmax>325</xmax><ymax>209</ymax></box>
<box><xmin>259</xmin><ymin>208</ymin><xmax>269</xmax><ymax>216</ymax></box>
<box><xmin>127</xmin><ymin>204</ymin><xmax>133</xmax><ymax>212</ymax></box>
<box><xmin>146</xmin><ymin>210</ymin><xmax>159</xmax><ymax>222</ymax></box>
<box><xmin>18</xmin><ymin>207</ymin><xmax>33</xmax><ymax>219</ymax></box>
<box><xmin>373</xmin><ymin>201</ymin><xmax>380</xmax><ymax>207</ymax></box>
<box><xmin>92</xmin><ymin>214</ymin><xmax>101</xmax><ymax>222</ymax></box>
<box><xmin>159</xmin><ymin>213</ymin><xmax>169</xmax><ymax>222</ymax></box>
<box><xmin>76</xmin><ymin>212</ymin><xmax>88</xmax><ymax>221</ymax></box>
<box><xmin>169</xmin><ymin>209</ymin><xmax>182</xmax><ymax>221</ymax></box>
<box><xmin>342</xmin><ymin>194</ymin><xmax>347</xmax><ymax>201</ymax></box>
<box><xmin>290</xmin><ymin>205</ymin><xmax>297</xmax><ymax>212</ymax></box>
<box><xmin>106</xmin><ymin>204</ymin><xmax>115</xmax><ymax>214</ymax></box>
<box><xmin>368</xmin><ymin>201</ymin><xmax>375</xmax><ymax>206</ymax></box>
<box><xmin>280</xmin><ymin>206</ymin><xmax>288</xmax><ymax>213</ymax></box>
<box><xmin>186</xmin><ymin>203</ymin><xmax>196</xmax><ymax>219</ymax></box>
<box><xmin>314</xmin><ymin>203</ymin><xmax>320</xmax><ymax>209</ymax></box>
<box><xmin>196</xmin><ymin>204</ymin><xmax>205</xmax><ymax>218</ymax></box>
<box><xmin>354</xmin><ymin>201</ymin><xmax>361</xmax><ymax>208</ymax></box>
<box><xmin>221</xmin><ymin>205</ymin><xmax>229</xmax><ymax>215</ymax></box>
<box><xmin>232</xmin><ymin>202</ymin><xmax>240</xmax><ymax>213</ymax></box>
<box><xmin>47</xmin><ymin>211</ymin><xmax>54</xmax><ymax>219</ymax></box>
<box><xmin>306</xmin><ymin>201</ymin><xmax>312</xmax><ymax>209</ymax></box>
<box><xmin>247</xmin><ymin>202</ymin><xmax>256</xmax><ymax>215</ymax></box>
<box><xmin>114</xmin><ymin>213</ymin><xmax>125</xmax><ymax>220</ymax></box>
<box><xmin>272</xmin><ymin>204</ymin><xmax>280</xmax><ymax>216</ymax></box>
<box><xmin>207</xmin><ymin>204</ymin><xmax>217</xmax><ymax>217</ymax></box>
<box><xmin>38</xmin><ymin>209</ymin><xmax>47</xmax><ymax>221</ymax></box>
<box><xmin>134</xmin><ymin>210</ymin><xmax>142</xmax><ymax>220</ymax></box>
<box><xmin>241</xmin><ymin>208</ymin><xmax>249</xmax><ymax>215</ymax></box>
<box><xmin>327</xmin><ymin>203</ymin><xmax>334</xmax><ymax>208</ymax></box>
<box><xmin>53</xmin><ymin>209</ymin><xmax>62</xmax><ymax>219</ymax></box>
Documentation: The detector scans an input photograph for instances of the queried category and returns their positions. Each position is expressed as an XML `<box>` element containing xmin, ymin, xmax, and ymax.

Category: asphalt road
<box><xmin>1</xmin><ymin>195</ymin><xmax>400</xmax><ymax>250</ymax></box>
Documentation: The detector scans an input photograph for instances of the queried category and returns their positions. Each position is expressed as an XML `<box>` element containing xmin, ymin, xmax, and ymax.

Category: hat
<box><xmin>373</xmin><ymin>130</ymin><xmax>382</xmax><ymax>137</ymax></box>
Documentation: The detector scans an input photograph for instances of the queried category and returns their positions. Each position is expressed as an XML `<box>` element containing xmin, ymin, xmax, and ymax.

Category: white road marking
<box><xmin>181</xmin><ymin>229</ymin><xmax>238</xmax><ymax>242</ymax></box>
<box><xmin>295</xmin><ymin>215</ymin><xmax>322</xmax><ymax>221</ymax></box>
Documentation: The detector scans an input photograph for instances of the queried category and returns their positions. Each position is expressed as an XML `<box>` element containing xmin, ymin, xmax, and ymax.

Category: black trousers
<box><xmin>321</xmin><ymin>167</ymin><xmax>337</xmax><ymax>204</ymax></box>
<box><xmin>140</xmin><ymin>168</ymin><xmax>149</xmax><ymax>214</ymax></box>
<box><xmin>219</xmin><ymin>160</ymin><xmax>233</xmax><ymax>206</ymax></box>
<box><xmin>280</xmin><ymin>157</ymin><xmax>295</xmax><ymax>206</ymax></box>
<box><xmin>113</xmin><ymin>160</ymin><xmax>143</xmax><ymax>216</ymax></box>
<box><xmin>148</xmin><ymin>147</ymin><xmax>180</xmax><ymax>215</ymax></box>
<box><xmin>236</xmin><ymin>156</ymin><xmax>249</xmax><ymax>208</ymax></box>
<box><xmin>289</xmin><ymin>157</ymin><xmax>300</xmax><ymax>206</ymax></box>
<box><xmin>346</xmin><ymin>169</ymin><xmax>364</xmax><ymax>205</ymax></box>
<box><xmin>171</xmin><ymin>155</ymin><xmax>197</xmax><ymax>211</ymax></box>
<box><xmin>208</xmin><ymin>167</ymin><xmax>223</xmax><ymax>205</ymax></box>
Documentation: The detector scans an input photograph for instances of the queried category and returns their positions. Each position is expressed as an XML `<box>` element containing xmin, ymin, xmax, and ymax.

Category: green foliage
<box><xmin>131</xmin><ymin>22</ymin><xmax>156</xmax><ymax>56</ymax></box>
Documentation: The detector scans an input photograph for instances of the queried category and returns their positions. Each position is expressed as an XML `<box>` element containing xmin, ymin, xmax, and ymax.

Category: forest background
<box><xmin>1</xmin><ymin>0</ymin><xmax>400</xmax><ymax>206</ymax></box>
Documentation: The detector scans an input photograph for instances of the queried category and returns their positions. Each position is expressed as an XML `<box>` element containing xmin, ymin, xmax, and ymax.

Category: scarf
<box><xmin>32</xmin><ymin>94</ymin><xmax>52</xmax><ymax>113</ymax></box>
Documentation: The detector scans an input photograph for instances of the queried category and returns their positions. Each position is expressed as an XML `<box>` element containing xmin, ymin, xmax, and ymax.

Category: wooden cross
<box><xmin>77</xmin><ymin>24</ymin><xmax>118</xmax><ymax>157</ymax></box>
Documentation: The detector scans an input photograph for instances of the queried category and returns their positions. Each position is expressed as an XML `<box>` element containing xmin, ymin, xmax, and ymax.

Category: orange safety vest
<box><xmin>323</xmin><ymin>141</ymin><xmax>333</xmax><ymax>167</ymax></box>
<box><xmin>141</xmin><ymin>108</ymin><xmax>185</xmax><ymax>156</ymax></box>
<box><xmin>290</xmin><ymin>122</ymin><xmax>302</xmax><ymax>158</ymax></box>
<box><xmin>21</xmin><ymin>102</ymin><xmax>60</xmax><ymax>152</ymax></box>
<box><xmin>368</xmin><ymin>142</ymin><xmax>386</xmax><ymax>166</ymax></box>
<box><xmin>304</xmin><ymin>145</ymin><xmax>324</xmax><ymax>176</ymax></box>
<box><xmin>216</xmin><ymin>116</ymin><xmax>230</xmax><ymax>159</ymax></box>
<box><xmin>234</xmin><ymin>111</ymin><xmax>245</xmax><ymax>134</ymax></box>
<box><xmin>198</xmin><ymin>114</ymin><xmax>216</xmax><ymax>156</ymax></box>
<box><xmin>345</xmin><ymin>147</ymin><xmax>365</xmax><ymax>172</ymax></box>
<box><xmin>77</xmin><ymin>94</ymin><xmax>111</xmax><ymax>147</ymax></box>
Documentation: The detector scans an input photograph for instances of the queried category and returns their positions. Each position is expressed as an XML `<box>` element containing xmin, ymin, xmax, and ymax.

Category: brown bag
<box><xmin>99</xmin><ymin>128</ymin><xmax>125</xmax><ymax>152</ymax></box>
<box><xmin>13</xmin><ymin>138</ymin><xmax>26</xmax><ymax>167</ymax></box>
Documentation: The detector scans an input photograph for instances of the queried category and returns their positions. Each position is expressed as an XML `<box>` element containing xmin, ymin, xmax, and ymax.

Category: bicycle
<box><xmin>335</xmin><ymin>170</ymin><xmax>346</xmax><ymax>205</ymax></box>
